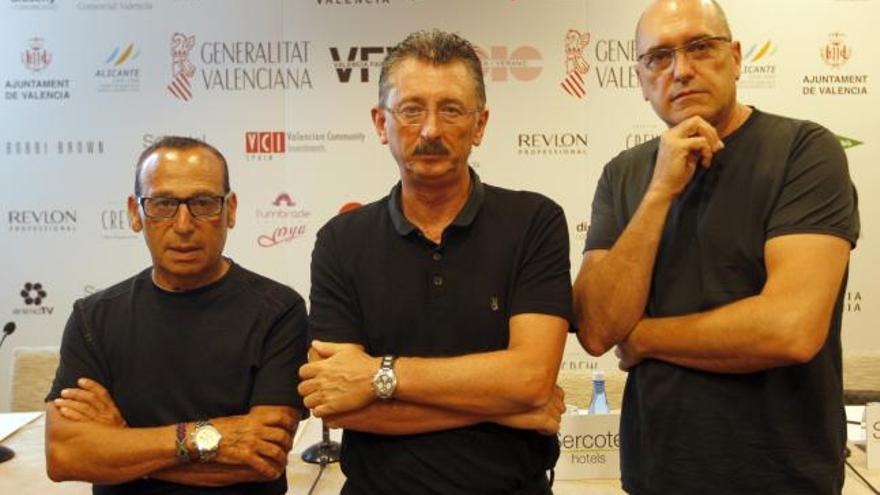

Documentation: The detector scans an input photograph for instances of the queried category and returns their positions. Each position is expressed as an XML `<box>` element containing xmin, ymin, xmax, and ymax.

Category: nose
<box><xmin>670</xmin><ymin>49</ymin><xmax>696</xmax><ymax>81</ymax></box>
<box><xmin>172</xmin><ymin>203</ymin><xmax>196</xmax><ymax>234</ymax></box>
<box><xmin>419</xmin><ymin>110</ymin><xmax>442</xmax><ymax>140</ymax></box>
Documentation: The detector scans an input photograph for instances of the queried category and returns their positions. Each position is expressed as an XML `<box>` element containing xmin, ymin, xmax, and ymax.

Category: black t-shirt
<box><xmin>309</xmin><ymin>170</ymin><xmax>572</xmax><ymax>495</ymax></box>
<box><xmin>585</xmin><ymin>109</ymin><xmax>860</xmax><ymax>494</ymax></box>
<box><xmin>47</xmin><ymin>262</ymin><xmax>309</xmax><ymax>495</ymax></box>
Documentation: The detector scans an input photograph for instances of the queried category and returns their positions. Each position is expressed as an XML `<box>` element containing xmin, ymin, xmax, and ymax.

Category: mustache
<box><xmin>413</xmin><ymin>140</ymin><xmax>450</xmax><ymax>156</ymax></box>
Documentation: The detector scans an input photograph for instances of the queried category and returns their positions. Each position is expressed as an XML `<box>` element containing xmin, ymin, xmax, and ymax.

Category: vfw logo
<box><xmin>167</xmin><ymin>33</ymin><xmax>196</xmax><ymax>101</ymax></box>
<box><xmin>22</xmin><ymin>37</ymin><xmax>51</xmax><ymax>73</ymax></box>
<box><xmin>561</xmin><ymin>30</ymin><xmax>590</xmax><ymax>99</ymax></box>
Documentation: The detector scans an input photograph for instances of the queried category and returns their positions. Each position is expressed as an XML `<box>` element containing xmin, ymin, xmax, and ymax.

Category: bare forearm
<box><xmin>575</xmin><ymin>190</ymin><xmax>674</xmax><ymax>355</ymax></box>
<box><xmin>325</xmin><ymin>401</ymin><xmax>485</xmax><ymax>435</ymax></box>
<box><xmin>629</xmin><ymin>294</ymin><xmax>828</xmax><ymax>374</ymax></box>
<box><xmin>151</xmin><ymin>463</ymin><xmax>274</xmax><ymax>486</ymax></box>
<box><xmin>46</xmin><ymin>409</ymin><xmax>178</xmax><ymax>484</ymax></box>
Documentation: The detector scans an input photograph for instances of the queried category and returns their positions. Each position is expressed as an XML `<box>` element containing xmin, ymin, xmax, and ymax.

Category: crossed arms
<box><xmin>45</xmin><ymin>378</ymin><xmax>299</xmax><ymax>486</ymax></box>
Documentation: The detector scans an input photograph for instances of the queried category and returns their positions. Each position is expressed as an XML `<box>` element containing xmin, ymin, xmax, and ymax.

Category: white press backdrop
<box><xmin>0</xmin><ymin>0</ymin><xmax>875</xmax><ymax>411</ymax></box>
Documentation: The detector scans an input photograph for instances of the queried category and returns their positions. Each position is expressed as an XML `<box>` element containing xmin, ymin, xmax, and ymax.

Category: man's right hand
<box><xmin>495</xmin><ymin>385</ymin><xmax>565</xmax><ymax>435</ymax></box>
<box><xmin>650</xmin><ymin>115</ymin><xmax>724</xmax><ymax>198</ymax></box>
<box><xmin>210</xmin><ymin>407</ymin><xmax>296</xmax><ymax>480</ymax></box>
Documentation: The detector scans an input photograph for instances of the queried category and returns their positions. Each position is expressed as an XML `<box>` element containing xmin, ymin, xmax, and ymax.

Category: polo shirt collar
<box><xmin>387</xmin><ymin>167</ymin><xmax>485</xmax><ymax>237</ymax></box>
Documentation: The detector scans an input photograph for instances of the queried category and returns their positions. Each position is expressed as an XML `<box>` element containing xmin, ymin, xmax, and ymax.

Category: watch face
<box><xmin>195</xmin><ymin>426</ymin><xmax>221</xmax><ymax>450</ymax></box>
<box><xmin>374</xmin><ymin>370</ymin><xmax>396</xmax><ymax>398</ymax></box>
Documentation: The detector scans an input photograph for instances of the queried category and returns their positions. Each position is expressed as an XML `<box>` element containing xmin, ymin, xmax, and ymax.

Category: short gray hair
<box><xmin>378</xmin><ymin>29</ymin><xmax>486</xmax><ymax>109</ymax></box>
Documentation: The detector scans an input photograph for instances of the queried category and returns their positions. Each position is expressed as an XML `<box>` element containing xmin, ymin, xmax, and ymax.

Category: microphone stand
<box><xmin>301</xmin><ymin>421</ymin><xmax>340</xmax><ymax>465</ymax></box>
<box><xmin>0</xmin><ymin>322</ymin><xmax>16</xmax><ymax>463</ymax></box>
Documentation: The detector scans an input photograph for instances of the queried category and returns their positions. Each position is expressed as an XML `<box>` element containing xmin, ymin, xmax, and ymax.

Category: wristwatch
<box><xmin>191</xmin><ymin>420</ymin><xmax>222</xmax><ymax>462</ymax></box>
<box><xmin>372</xmin><ymin>355</ymin><xmax>398</xmax><ymax>400</ymax></box>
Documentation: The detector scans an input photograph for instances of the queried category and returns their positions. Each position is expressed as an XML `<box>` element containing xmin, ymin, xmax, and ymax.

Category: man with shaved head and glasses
<box><xmin>45</xmin><ymin>136</ymin><xmax>309</xmax><ymax>495</ymax></box>
<box><xmin>300</xmin><ymin>30</ymin><xmax>572</xmax><ymax>494</ymax></box>
<box><xmin>574</xmin><ymin>0</ymin><xmax>859</xmax><ymax>493</ymax></box>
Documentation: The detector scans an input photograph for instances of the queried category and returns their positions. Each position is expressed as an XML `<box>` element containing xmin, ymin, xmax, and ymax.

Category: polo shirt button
<box><xmin>432</xmin><ymin>275</ymin><xmax>444</xmax><ymax>287</ymax></box>
<box><xmin>432</xmin><ymin>252</ymin><xmax>442</xmax><ymax>261</ymax></box>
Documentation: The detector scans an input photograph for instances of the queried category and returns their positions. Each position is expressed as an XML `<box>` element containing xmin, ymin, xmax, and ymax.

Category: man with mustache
<box><xmin>299</xmin><ymin>30</ymin><xmax>572</xmax><ymax>494</ymax></box>
<box><xmin>45</xmin><ymin>136</ymin><xmax>309</xmax><ymax>495</ymax></box>
<box><xmin>574</xmin><ymin>1</ymin><xmax>859</xmax><ymax>493</ymax></box>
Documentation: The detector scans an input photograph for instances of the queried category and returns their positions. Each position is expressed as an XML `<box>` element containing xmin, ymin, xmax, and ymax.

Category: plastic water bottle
<box><xmin>588</xmin><ymin>370</ymin><xmax>610</xmax><ymax>414</ymax></box>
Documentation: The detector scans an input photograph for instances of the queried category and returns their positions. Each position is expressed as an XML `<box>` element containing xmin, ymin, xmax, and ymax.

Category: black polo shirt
<box><xmin>309</xmin><ymin>169</ymin><xmax>572</xmax><ymax>495</ymax></box>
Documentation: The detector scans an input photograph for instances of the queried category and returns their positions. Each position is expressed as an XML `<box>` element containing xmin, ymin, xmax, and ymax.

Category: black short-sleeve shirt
<box><xmin>309</xmin><ymin>169</ymin><xmax>572</xmax><ymax>495</ymax></box>
<box><xmin>585</xmin><ymin>109</ymin><xmax>860</xmax><ymax>494</ymax></box>
<box><xmin>47</xmin><ymin>262</ymin><xmax>309</xmax><ymax>495</ymax></box>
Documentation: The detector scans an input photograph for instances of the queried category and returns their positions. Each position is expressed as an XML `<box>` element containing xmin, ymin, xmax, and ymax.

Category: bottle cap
<box><xmin>593</xmin><ymin>370</ymin><xmax>605</xmax><ymax>381</ymax></box>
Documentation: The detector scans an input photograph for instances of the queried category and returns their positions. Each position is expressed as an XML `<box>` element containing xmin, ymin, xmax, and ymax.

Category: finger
<box><xmin>302</xmin><ymin>393</ymin><xmax>323</xmax><ymax>411</ymax></box>
<box><xmin>56</xmin><ymin>404</ymin><xmax>92</xmax><ymax>422</ymax></box>
<box><xmin>261</xmin><ymin>427</ymin><xmax>293</xmax><ymax>452</ymax></box>
<box><xmin>248</xmin><ymin>455</ymin><xmax>283</xmax><ymax>480</ymax></box>
<box><xmin>297</xmin><ymin>378</ymin><xmax>318</xmax><ymax>397</ymax></box>
<box><xmin>60</xmin><ymin>388</ymin><xmax>101</xmax><ymax>408</ymax></box>
<box><xmin>257</xmin><ymin>441</ymin><xmax>289</xmax><ymax>468</ymax></box>
<box><xmin>298</xmin><ymin>362</ymin><xmax>318</xmax><ymax>380</ymax></box>
<box><xmin>54</xmin><ymin>398</ymin><xmax>99</xmax><ymax>419</ymax></box>
<box><xmin>77</xmin><ymin>378</ymin><xmax>113</xmax><ymax>404</ymax></box>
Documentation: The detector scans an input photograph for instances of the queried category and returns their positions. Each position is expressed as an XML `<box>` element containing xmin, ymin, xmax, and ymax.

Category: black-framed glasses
<box><xmin>137</xmin><ymin>193</ymin><xmax>231</xmax><ymax>219</ymax></box>
<box><xmin>387</xmin><ymin>103</ymin><xmax>481</xmax><ymax>127</ymax></box>
<box><xmin>637</xmin><ymin>36</ymin><xmax>732</xmax><ymax>72</ymax></box>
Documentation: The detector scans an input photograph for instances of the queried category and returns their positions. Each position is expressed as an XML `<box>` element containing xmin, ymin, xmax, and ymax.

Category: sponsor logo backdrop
<box><xmin>0</xmin><ymin>0</ymin><xmax>876</xmax><ymax>411</ymax></box>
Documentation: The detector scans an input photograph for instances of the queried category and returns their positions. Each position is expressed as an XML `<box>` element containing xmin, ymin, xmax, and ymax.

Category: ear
<box><xmin>371</xmin><ymin>106</ymin><xmax>389</xmax><ymax>145</ymax></box>
<box><xmin>471</xmin><ymin>106</ymin><xmax>490</xmax><ymax>146</ymax></box>
<box><xmin>731</xmin><ymin>40</ymin><xmax>743</xmax><ymax>81</ymax></box>
<box><xmin>127</xmin><ymin>195</ymin><xmax>143</xmax><ymax>233</ymax></box>
<box><xmin>225</xmin><ymin>192</ymin><xmax>237</xmax><ymax>229</ymax></box>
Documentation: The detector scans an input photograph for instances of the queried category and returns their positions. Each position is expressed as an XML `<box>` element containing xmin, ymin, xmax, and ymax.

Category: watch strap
<box><xmin>175</xmin><ymin>422</ymin><xmax>189</xmax><ymax>463</ymax></box>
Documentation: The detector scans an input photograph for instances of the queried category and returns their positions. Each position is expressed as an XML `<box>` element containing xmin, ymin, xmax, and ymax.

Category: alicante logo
<box><xmin>740</xmin><ymin>40</ymin><xmax>777</xmax><ymax>90</ymax></box>
<box><xmin>167</xmin><ymin>32</ymin><xmax>196</xmax><ymax>101</ymax></box>
<box><xmin>329</xmin><ymin>46</ymin><xmax>390</xmax><ymax>83</ymax></box>
<box><xmin>475</xmin><ymin>45</ymin><xmax>542</xmax><ymax>82</ymax></box>
<box><xmin>106</xmin><ymin>43</ymin><xmax>139</xmax><ymax>66</ymax></box>
<box><xmin>96</xmin><ymin>43</ymin><xmax>141</xmax><ymax>93</ymax></box>
<box><xmin>821</xmin><ymin>32</ymin><xmax>851</xmax><ymax>69</ymax></box>
<box><xmin>836</xmin><ymin>134</ymin><xmax>863</xmax><ymax>150</ymax></box>
<box><xmin>22</xmin><ymin>37</ymin><xmax>51</xmax><ymax>72</ymax></box>
<box><xmin>20</xmin><ymin>282</ymin><xmax>46</xmax><ymax>306</ymax></box>
<box><xmin>561</xmin><ymin>29</ymin><xmax>590</xmax><ymax>99</ymax></box>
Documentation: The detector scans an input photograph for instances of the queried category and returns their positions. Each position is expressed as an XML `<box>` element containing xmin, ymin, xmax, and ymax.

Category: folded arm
<box><xmin>46</xmin><ymin>379</ymin><xmax>298</xmax><ymax>486</ymax></box>
<box><xmin>618</xmin><ymin>234</ymin><xmax>851</xmax><ymax>373</ymax></box>
<box><xmin>299</xmin><ymin>313</ymin><xmax>568</xmax><ymax>419</ymax></box>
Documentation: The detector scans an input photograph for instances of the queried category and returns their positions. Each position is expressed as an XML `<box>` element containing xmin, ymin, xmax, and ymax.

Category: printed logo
<box><xmin>561</xmin><ymin>29</ymin><xmax>590</xmax><ymax>99</ymax></box>
<box><xmin>573</xmin><ymin>220</ymin><xmax>588</xmax><ymax>241</ymax></box>
<box><xmin>255</xmin><ymin>193</ymin><xmax>311</xmax><ymax>248</ymax></box>
<box><xmin>101</xmin><ymin>203</ymin><xmax>137</xmax><ymax>240</ymax></box>
<box><xmin>517</xmin><ymin>132</ymin><xmax>588</xmax><ymax>157</ymax></box>
<box><xmin>624</xmin><ymin>124</ymin><xmax>661</xmax><ymax>149</ymax></box>
<box><xmin>3</xmin><ymin>140</ymin><xmax>105</xmax><ymax>156</ymax></box>
<box><xmin>243</xmin><ymin>130</ymin><xmax>366</xmax><ymax>160</ymax></box>
<box><xmin>593</xmin><ymin>37</ymin><xmax>639</xmax><ymax>89</ymax></box>
<box><xmin>95</xmin><ymin>43</ymin><xmax>141</xmax><ymax>93</ymax></box>
<box><xmin>22</xmin><ymin>37</ymin><xmax>51</xmax><ymax>72</ymax></box>
<box><xmin>246</xmin><ymin>132</ymin><xmax>286</xmax><ymax>154</ymax></box>
<box><xmin>846</xmin><ymin>291</ymin><xmax>862</xmax><ymax>312</ymax></box>
<box><xmin>167</xmin><ymin>32</ymin><xmax>196</xmax><ymax>101</ymax></box>
<box><xmin>316</xmin><ymin>0</ymin><xmax>390</xmax><ymax>5</ymax></box>
<box><xmin>329</xmin><ymin>46</ymin><xmax>390</xmax><ymax>83</ymax></box>
<box><xmin>803</xmin><ymin>33</ymin><xmax>868</xmax><ymax>96</ymax></box>
<box><xmin>20</xmin><ymin>282</ymin><xmax>46</xmax><ymax>306</ymax></box>
<box><xmin>6</xmin><ymin>37</ymin><xmax>71</xmax><ymax>101</ymax></box>
<box><xmin>821</xmin><ymin>32</ymin><xmax>851</xmax><ymax>68</ymax></box>
<box><xmin>836</xmin><ymin>134</ymin><xmax>864</xmax><ymax>150</ymax></box>
<box><xmin>167</xmin><ymin>33</ymin><xmax>312</xmax><ymax>101</ymax></box>
<box><xmin>475</xmin><ymin>45</ymin><xmax>542</xmax><ymax>82</ymax></box>
<box><xmin>739</xmin><ymin>40</ymin><xmax>777</xmax><ymax>90</ymax></box>
<box><xmin>10</xmin><ymin>0</ymin><xmax>58</xmax><ymax>10</ymax></box>
<box><xmin>6</xmin><ymin>208</ymin><xmax>77</xmax><ymax>233</ymax></box>
<box><xmin>13</xmin><ymin>282</ymin><xmax>54</xmax><ymax>315</ymax></box>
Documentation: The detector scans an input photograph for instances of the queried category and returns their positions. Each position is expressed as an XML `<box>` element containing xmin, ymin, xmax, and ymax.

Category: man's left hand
<box><xmin>298</xmin><ymin>341</ymin><xmax>379</xmax><ymax>417</ymax></box>
<box><xmin>53</xmin><ymin>378</ymin><xmax>127</xmax><ymax>427</ymax></box>
<box><xmin>615</xmin><ymin>338</ymin><xmax>643</xmax><ymax>371</ymax></box>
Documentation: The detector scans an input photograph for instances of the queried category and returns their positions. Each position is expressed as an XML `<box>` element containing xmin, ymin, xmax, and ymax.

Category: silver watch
<box><xmin>191</xmin><ymin>420</ymin><xmax>222</xmax><ymax>463</ymax></box>
<box><xmin>372</xmin><ymin>355</ymin><xmax>398</xmax><ymax>400</ymax></box>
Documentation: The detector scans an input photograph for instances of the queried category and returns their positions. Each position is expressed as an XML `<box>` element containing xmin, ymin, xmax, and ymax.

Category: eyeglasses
<box><xmin>637</xmin><ymin>36</ymin><xmax>732</xmax><ymax>73</ymax></box>
<box><xmin>388</xmin><ymin>104</ymin><xmax>481</xmax><ymax>127</ymax></box>
<box><xmin>137</xmin><ymin>193</ymin><xmax>230</xmax><ymax>220</ymax></box>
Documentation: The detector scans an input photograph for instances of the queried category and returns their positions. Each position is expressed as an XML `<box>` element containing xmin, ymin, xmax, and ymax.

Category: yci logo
<box><xmin>246</xmin><ymin>132</ymin><xmax>286</xmax><ymax>154</ymax></box>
